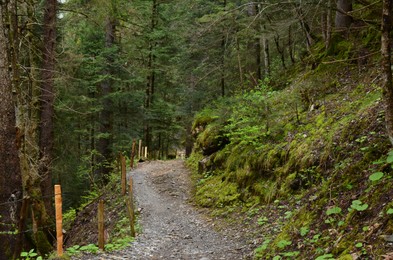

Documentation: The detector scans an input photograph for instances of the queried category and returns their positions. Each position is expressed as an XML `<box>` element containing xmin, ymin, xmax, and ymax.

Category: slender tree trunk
<box><xmin>295</xmin><ymin>5</ymin><xmax>314</xmax><ymax>52</ymax></box>
<box><xmin>288</xmin><ymin>25</ymin><xmax>295</xmax><ymax>64</ymax></box>
<box><xmin>235</xmin><ymin>33</ymin><xmax>244</xmax><ymax>86</ymax></box>
<box><xmin>97</xmin><ymin>17</ymin><xmax>115</xmax><ymax>184</ymax></box>
<box><xmin>145</xmin><ymin>0</ymin><xmax>158</xmax><ymax>153</ymax></box>
<box><xmin>274</xmin><ymin>33</ymin><xmax>286</xmax><ymax>69</ymax></box>
<box><xmin>220</xmin><ymin>34</ymin><xmax>226</xmax><ymax>97</ymax></box>
<box><xmin>322</xmin><ymin>0</ymin><xmax>333</xmax><ymax>50</ymax></box>
<box><xmin>262</xmin><ymin>26</ymin><xmax>270</xmax><ymax>77</ymax></box>
<box><xmin>381</xmin><ymin>0</ymin><xmax>393</xmax><ymax>145</ymax></box>
<box><xmin>0</xmin><ymin>3</ymin><xmax>23</xmax><ymax>258</ymax></box>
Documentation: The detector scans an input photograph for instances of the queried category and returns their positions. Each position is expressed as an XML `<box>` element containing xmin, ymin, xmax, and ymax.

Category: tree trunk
<box><xmin>39</xmin><ymin>0</ymin><xmax>57</xmax><ymax>215</ymax></box>
<box><xmin>274</xmin><ymin>33</ymin><xmax>286</xmax><ymax>69</ymax></box>
<box><xmin>335</xmin><ymin>0</ymin><xmax>352</xmax><ymax>33</ymax></box>
<box><xmin>381</xmin><ymin>0</ymin><xmax>393</xmax><ymax>145</ymax></box>
<box><xmin>97</xmin><ymin>17</ymin><xmax>115</xmax><ymax>184</ymax></box>
<box><xmin>145</xmin><ymin>0</ymin><xmax>158</xmax><ymax>153</ymax></box>
<box><xmin>0</xmin><ymin>3</ymin><xmax>23</xmax><ymax>258</ymax></box>
<box><xmin>220</xmin><ymin>33</ymin><xmax>226</xmax><ymax>97</ymax></box>
<box><xmin>262</xmin><ymin>26</ymin><xmax>270</xmax><ymax>77</ymax></box>
<box><xmin>295</xmin><ymin>5</ymin><xmax>315</xmax><ymax>52</ymax></box>
<box><xmin>322</xmin><ymin>0</ymin><xmax>333</xmax><ymax>49</ymax></box>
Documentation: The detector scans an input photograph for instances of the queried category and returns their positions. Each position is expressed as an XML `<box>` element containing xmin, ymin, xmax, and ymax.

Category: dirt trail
<box><xmin>74</xmin><ymin>160</ymin><xmax>249</xmax><ymax>259</ymax></box>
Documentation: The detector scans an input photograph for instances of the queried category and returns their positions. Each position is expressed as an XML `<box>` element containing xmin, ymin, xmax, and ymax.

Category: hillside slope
<box><xmin>188</xmin><ymin>58</ymin><xmax>393</xmax><ymax>259</ymax></box>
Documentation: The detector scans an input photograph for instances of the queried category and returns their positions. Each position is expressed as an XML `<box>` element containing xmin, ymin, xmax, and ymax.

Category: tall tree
<box><xmin>39</xmin><ymin>0</ymin><xmax>57</xmax><ymax>213</ymax></box>
<box><xmin>96</xmin><ymin>14</ymin><xmax>116</xmax><ymax>184</ymax></box>
<box><xmin>0</xmin><ymin>2</ymin><xmax>23</xmax><ymax>258</ymax></box>
<box><xmin>381</xmin><ymin>0</ymin><xmax>393</xmax><ymax>145</ymax></box>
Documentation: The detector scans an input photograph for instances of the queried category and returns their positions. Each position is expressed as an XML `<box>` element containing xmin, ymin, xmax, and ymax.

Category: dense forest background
<box><xmin>2</xmin><ymin>0</ymin><xmax>393</xmax><ymax>259</ymax></box>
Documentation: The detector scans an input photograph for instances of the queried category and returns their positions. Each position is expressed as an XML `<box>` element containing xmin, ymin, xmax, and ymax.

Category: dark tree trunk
<box><xmin>145</xmin><ymin>0</ymin><xmax>158</xmax><ymax>153</ymax></box>
<box><xmin>0</xmin><ymin>3</ymin><xmax>23</xmax><ymax>259</ymax></box>
<box><xmin>97</xmin><ymin>17</ymin><xmax>115</xmax><ymax>184</ymax></box>
<box><xmin>335</xmin><ymin>0</ymin><xmax>352</xmax><ymax>33</ymax></box>
<box><xmin>381</xmin><ymin>0</ymin><xmax>393</xmax><ymax>145</ymax></box>
<box><xmin>39</xmin><ymin>0</ymin><xmax>57</xmax><ymax>216</ymax></box>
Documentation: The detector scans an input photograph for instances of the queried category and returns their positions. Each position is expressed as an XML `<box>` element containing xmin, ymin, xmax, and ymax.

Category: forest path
<box><xmin>77</xmin><ymin>159</ymin><xmax>248</xmax><ymax>259</ymax></box>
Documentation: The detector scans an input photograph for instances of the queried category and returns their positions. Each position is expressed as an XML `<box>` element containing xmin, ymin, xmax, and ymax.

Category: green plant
<box><xmin>282</xmin><ymin>251</ymin><xmax>300</xmax><ymax>257</ymax></box>
<box><xmin>315</xmin><ymin>254</ymin><xmax>335</xmax><ymax>260</ymax></box>
<box><xmin>349</xmin><ymin>200</ymin><xmax>368</xmax><ymax>212</ymax></box>
<box><xmin>369</xmin><ymin>172</ymin><xmax>384</xmax><ymax>182</ymax></box>
<box><xmin>300</xmin><ymin>226</ymin><xmax>310</xmax><ymax>236</ymax></box>
<box><xmin>284</xmin><ymin>211</ymin><xmax>292</xmax><ymax>219</ymax></box>
<box><xmin>66</xmin><ymin>245</ymin><xmax>81</xmax><ymax>256</ymax></box>
<box><xmin>277</xmin><ymin>239</ymin><xmax>292</xmax><ymax>249</ymax></box>
<box><xmin>254</xmin><ymin>239</ymin><xmax>271</xmax><ymax>256</ymax></box>
<box><xmin>20</xmin><ymin>249</ymin><xmax>42</xmax><ymax>260</ymax></box>
<box><xmin>326</xmin><ymin>206</ymin><xmax>342</xmax><ymax>215</ymax></box>
<box><xmin>79</xmin><ymin>244</ymin><xmax>99</xmax><ymax>253</ymax></box>
<box><xmin>257</xmin><ymin>216</ymin><xmax>268</xmax><ymax>226</ymax></box>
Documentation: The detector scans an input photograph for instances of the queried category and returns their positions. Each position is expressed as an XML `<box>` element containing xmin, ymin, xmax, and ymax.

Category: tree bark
<box><xmin>144</xmin><ymin>0</ymin><xmax>158</xmax><ymax>152</ymax></box>
<box><xmin>335</xmin><ymin>0</ymin><xmax>352</xmax><ymax>33</ymax></box>
<box><xmin>39</xmin><ymin>0</ymin><xmax>57</xmax><ymax>215</ymax></box>
<box><xmin>97</xmin><ymin>17</ymin><xmax>115</xmax><ymax>184</ymax></box>
<box><xmin>262</xmin><ymin>26</ymin><xmax>270</xmax><ymax>77</ymax></box>
<box><xmin>381</xmin><ymin>0</ymin><xmax>393</xmax><ymax>145</ymax></box>
<box><xmin>0</xmin><ymin>3</ymin><xmax>23</xmax><ymax>259</ymax></box>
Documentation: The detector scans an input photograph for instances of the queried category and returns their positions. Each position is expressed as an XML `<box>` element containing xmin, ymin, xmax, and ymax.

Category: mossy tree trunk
<box><xmin>0</xmin><ymin>2</ymin><xmax>23</xmax><ymax>258</ymax></box>
<box><xmin>381</xmin><ymin>0</ymin><xmax>393</xmax><ymax>145</ymax></box>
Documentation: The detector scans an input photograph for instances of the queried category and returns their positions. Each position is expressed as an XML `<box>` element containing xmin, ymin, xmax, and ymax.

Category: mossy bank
<box><xmin>187</xmin><ymin>50</ymin><xmax>393</xmax><ymax>259</ymax></box>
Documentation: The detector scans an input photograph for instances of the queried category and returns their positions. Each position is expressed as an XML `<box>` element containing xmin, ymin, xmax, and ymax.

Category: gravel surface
<box><xmin>72</xmin><ymin>160</ymin><xmax>249</xmax><ymax>259</ymax></box>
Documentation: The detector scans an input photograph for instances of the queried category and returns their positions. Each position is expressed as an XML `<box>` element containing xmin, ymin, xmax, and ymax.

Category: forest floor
<box><xmin>69</xmin><ymin>160</ymin><xmax>255</xmax><ymax>259</ymax></box>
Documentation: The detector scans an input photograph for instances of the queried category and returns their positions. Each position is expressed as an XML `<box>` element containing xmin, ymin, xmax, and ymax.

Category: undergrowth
<box><xmin>188</xmin><ymin>52</ymin><xmax>393</xmax><ymax>258</ymax></box>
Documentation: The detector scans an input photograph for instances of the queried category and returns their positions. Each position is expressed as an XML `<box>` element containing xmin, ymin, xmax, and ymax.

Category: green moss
<box><xmin>35</xmin><ymin>230</ymin><xmax>53</xmax><ymax>256</ymax></box>
<box><xmin>253</xmin><ymin>180</ymin><xmax>278</xmax><ymax>204</ymax></box>
<box><xmin>195</xmin><ymin>174</ymin><xmax>240</xmax><ymax>208</ymax></box>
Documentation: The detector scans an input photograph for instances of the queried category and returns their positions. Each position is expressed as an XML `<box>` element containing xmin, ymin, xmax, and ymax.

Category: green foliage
<box><xmin>300</xmin><ymin>226</ymin><xmax>310</xmax><ymax>237</ymax></box>
<box><xmin>20</xmin><ymin>249</ymin><xmax>42</xmax><ymax>260</ymax></box>
<box><xmin>349</xmin><ymin>200</ymin><xmax>369</xmax><ymax>212</ymax></box>
<box><xmin>326</xmin><ymin>207</ymin><xmax>342</xmax><ymax>216</ymax></box>
<box><xmin>315</xmin><ymin>254</ymin><xmax>335</xmax><ymax>260</ymax></box>
<box><xmin>276</xmin><ymin>239</ymin><xmax>292</xmax><ymax>249</ymax></box>
<box><xmin>369</xmin><ymin>172</ymin><xmax>384</xmax><ymax>182</ymax></box>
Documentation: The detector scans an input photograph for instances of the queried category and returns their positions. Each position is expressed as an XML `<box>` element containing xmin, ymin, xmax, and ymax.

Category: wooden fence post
<box><xmin>121</xmin><ymin>154</ymin><xmax>127</xmax><ymax>196</ymax></box>
<box><xmin>130</xmin><ymin>140</ymin><xmax>136</xmax><ymax>169</ymax></box>
<box><xmin>138</xmin><ymin>140</ymin><xmax>142</xmax><ymax>159</ymax></box>
<box><xmin>54</xmin><ymin>185</ymin><xmax>63</xmax><ymax>256</ymax></box>
<box><xmin>144</xmin><ymin>146</ymin><xmax>148</xmax><ymax>159</ymax></box>
<box><xmin>98</xmin><ymin>200</ymin><xmax>105</xmax><ymax>250</ymax></box>
<box><xmin>125</xmin><ymin>177</ymin><xmax>135</xmax><ymax>237</ymax></box>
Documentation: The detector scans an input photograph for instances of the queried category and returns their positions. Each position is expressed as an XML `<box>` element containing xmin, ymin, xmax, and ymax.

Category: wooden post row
<box><xmin>54</xmin><ymin>185</ymin><xmax>63</xmax><ymax>257</ymax></box>
<box><xmin>98</xmin><ymin>200</ymin><xmax>105</xmax><ymax>250</ymax></box>
<box><xmin>121</xmin><ymin>154</ymin><xmax>127</xmax><ymax>196</ymax></box>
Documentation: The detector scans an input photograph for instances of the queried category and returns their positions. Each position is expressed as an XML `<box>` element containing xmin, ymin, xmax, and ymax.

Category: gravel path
<box><xmin>75</xmin><ymin>160</ymin><xmax>248</xmax><ymax>259</ymax></box>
